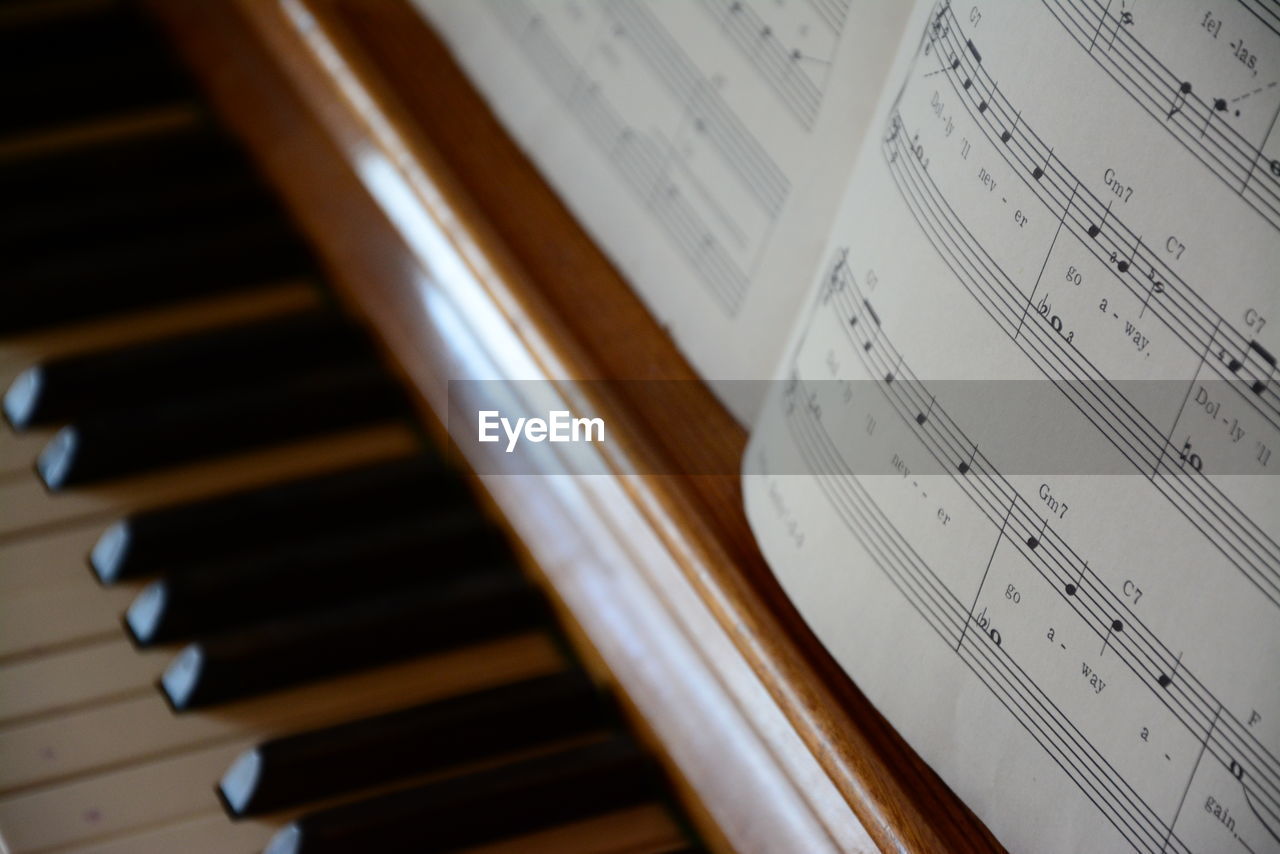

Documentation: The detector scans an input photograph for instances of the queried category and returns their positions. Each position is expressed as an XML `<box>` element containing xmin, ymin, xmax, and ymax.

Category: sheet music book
<box><xmin>419</xmin><ymin>1</ymin><xmax>1279</xmax><ymax>851</ymax></box>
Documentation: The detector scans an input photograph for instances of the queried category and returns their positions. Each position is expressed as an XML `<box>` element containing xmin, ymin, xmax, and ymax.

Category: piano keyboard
<box><xmin>0</xmin><ymin>3</ymin><xmax>700</xmax><ymax>852</ymax></box>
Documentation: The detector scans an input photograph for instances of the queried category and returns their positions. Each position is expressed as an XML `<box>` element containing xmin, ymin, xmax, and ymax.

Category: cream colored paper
<box><xmin>414</xmin><ymin>0</ymin><xmax>911</xmax><ymax>422</ymax></box>
<box><xmin>745</xmin><ymin>1</ymin><xmax>1280</xmax><ymax>852</ymax></box>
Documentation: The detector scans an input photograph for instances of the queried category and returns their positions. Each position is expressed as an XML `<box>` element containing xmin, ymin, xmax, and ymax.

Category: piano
<box><xmin>0</xmin><ymin>0</ymin><xmax>1004</xmax><ymax>851</ymax></box>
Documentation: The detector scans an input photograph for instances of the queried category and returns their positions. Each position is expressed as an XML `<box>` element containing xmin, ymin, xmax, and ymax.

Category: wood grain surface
<box><xmin>145</xmin><ymin>1</ymin><xmax>1007</xmax><ymax>850</ymax></box>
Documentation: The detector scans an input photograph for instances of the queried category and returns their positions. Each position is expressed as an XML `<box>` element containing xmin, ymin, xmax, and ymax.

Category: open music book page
<box><xmin>414</xmin><ymin>0</ymin><xmax>911</xmax><ymax>422</ymax></box>
<box><xmin>744</xmin><ymin>1</ymin><xmax>1280</xmax><ymax>851</ymax></box>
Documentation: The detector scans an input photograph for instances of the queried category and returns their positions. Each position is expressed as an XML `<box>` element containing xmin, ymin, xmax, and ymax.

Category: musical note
<box><xmin>1226</xmin><ymin>339</ymin><xmax>1277</xmax><ymax>396</ymax></box>
<box><xmin>1086</xmin><ymin>200</ymin><xmax>1111</xmax><ymax>238</ymax></box>
<box><xmin>1000</xmin><ymin>110</ymin><xmax>1020</xmax><ymax>144</ymax></box>
<box><xmin>1101</xmin><ymin>617</ymin><xmax>1123</xmax><ymax>656</ymax></box>
<box><xmin>863</xmin><ymin>299</ymin><xmax>880</xmax><ymax>326</ymax></box>
<box><xmin>825</xmin><ymin>249</ymin><xmax>849</xmax><ymax>305</ymax></box>
<box><xmin>885</xmin><ymin>354</ymin><xmax>902</xmax><ymax>384</ymax></box>
<box><xmin>1031</xmin><ymin>147</ymin><xmax>1053</xmax><ymax>181</ymax></box>
<box><xmin>1027</xmin><ymin>516</ymin><xmax>1047</xmax><ymax>550</ymax></box>
<box><xmin>958</xmin><ymin>443</ymin><xmax>977</xmax><ymax>475</ymax></box>
<box><xmin>1064</xmin><ymin>561</ymin><xmax>1086</xmax><ymax>596</ymax></box>
<box><xmin>1249</xmin><ymin>340</ymin><xmax>1276</xmax><ymax>396</ymax></box>
<box><xmin>1157</xmin><ymin>651</ymin><xmax>1182</xmax><ymax>688</ymax></box>
<box><xmin>1199</xmin><ymin>96</ymin><xmax>1230</xmax><ymax>138</ymax></box>
<box><xmin>1166</xmin><ymin>80</ymin><xmax>1192</xmax><ymax>119</ymax></box>
<box><xmin>978</xmin><ymin>82</ymin><xmax>997</xmax><ymax>115</ymax></box>
<box><xmin>1138</xmin><ymin>263</ymin><xmax>1164</xmax><ymax>318</ymax></box>
<box><xmin>1116</xmin><ymin>235</ymin><xmax>1141</xmax><ymax>274</ymax></box>
<box><xmin>916</xmin><ymin>395</ymin><xmax>935</xmax><ymax>425</ymax></box>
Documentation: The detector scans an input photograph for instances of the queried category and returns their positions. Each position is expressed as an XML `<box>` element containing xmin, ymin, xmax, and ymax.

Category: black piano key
<box><xmin>125</xmin><ymin>511</ymin><xmax>508</xmax><ymax>646</ymax></box>
<box><xmin>263</xmin><ymin>736</ymin><xmax>654</xmax><ymax>854</ymax></box>
<box><xmin>0</xmin><ymin>5</ymin><xmax>188</xmax><ymax>136</ymax></box>
<box><xmin>0</xmin><ymin>120</ymin><xmax>238</xmax><ymax>203</ymax></box>
<box><xmin>2</xmin><ymin>169</ymin><xmax>277</xmax><ymax>267</ymax></box>
<box><xmin>90</xmin><ymin>456</ymin><xmax>456</xmax><ymax>584</ymax></box>
<box><xmin>0</xmin><ymin>214</ymin><xmax>310</xmax><ymax>334</ymax></box>
<box><xmin>36</xmin><ymin>362</ymin><xmax>405</xmax><ymax>490</ymax></box>
<box><xmin>219</xmin><ymin>671</ymin><xmax>607</xmax><ymax>816</ymax></box>
<box><xmin>159</xmin><ymin>568</ymin><xmax>542</xmax><ymax>710</ymax></box>
<box><xmin>4</xmin><ymin>310</ymin><xmax>369</xmax><ymax>429</ymax></box>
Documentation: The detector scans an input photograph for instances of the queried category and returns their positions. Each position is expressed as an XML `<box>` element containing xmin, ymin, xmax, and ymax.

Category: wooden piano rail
<box><xmin>147</xmin><ymin>1</ymin><xmax>1005</xmax><ymax>851</ymax></box>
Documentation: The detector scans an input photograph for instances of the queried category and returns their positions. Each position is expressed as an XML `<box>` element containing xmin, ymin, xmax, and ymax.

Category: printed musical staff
<box><xmin>877</xmin><ymin>7</ymin><xmax>1280</xmax><ymax>627</ymax></box>
<box><xmin>1158</xmin><ymin>652</ymin><xmax>1183</xmax><ymax>689</ymax></box>
<box><xmin>784</xmin><ymin>381</ymin><xmax>1197</xmax><ymax>852</ymax></box>
<box><xmin>1042</xmin><ymin>0</ymin><xmax>1280</xmax><ymax>230</ymax></box>
<box><xmin>800</xmin><ymin>257</ymin><xmax>1280</xmax><ymax>853</ymax></box>
<box><xmin>802</xmin><ymin>0</ymin><xmax>850</xmax><ymax>34</ymax></box>
<box><xmin>491</xmin><ymin>0</ymin><xmax>797</xmax><ymax>313</ymax></box>
<box><xmin>881</xmin><ymin>113</ymin><xmax>1280</xmax><ymax>613</ymax></box>
<box><xmin>702</xmin><ymin>0</ymin><xmax>845</xmax><ymax>130</ymax></box>
<box><xmin>1027</xmin><ymin>517</ymin><xmax>1048</xmax><ymax>550</ymax></box>
<box><xmin>925</xmin><ymin>2</ymin><xmax>1280</xmax><ymax>437</ymax></box>
<box><xmin>609</xmin><ymin>0</ymin><xmax>792</xmax><ymax>216</ymax></box>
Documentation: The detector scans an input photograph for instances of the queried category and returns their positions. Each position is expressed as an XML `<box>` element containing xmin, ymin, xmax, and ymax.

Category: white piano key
<box><xmin>0</xmin><ymin>521</ymin><xmax>104</xmax><ymax>596</ymax></box>
<box><xmin>0</xmin><ymin>638</ymin><xmax>166</xmax><ymax>725</ymax></box>
<box><xmin>45</xmin><ymin>803</ymin><xmax>685</xmax><ymax>854</ymax></box>
<box><xmin>0</xmin><ymin>741</ymin><xmax>246</xmax><ymax>852</ymax></box>
<box><xmin>55</xmin><ymin>809</ymin><xmax>277</xmax><ymax>854</ymax></box>
<box><xmin>0</xmin><ymin>632</ymin><xmax>564</xmax><ymax>794</ymax></box>
<box><xmin>0</xmin><ymin>583</ymin><xmax>135</xmax><ymax>662</ymax></box>
<box><xmin>0</xmin><ymin>429</ymin><xmax>49</xmax><ymax>477</ymax></box>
